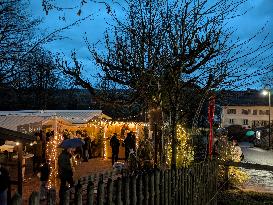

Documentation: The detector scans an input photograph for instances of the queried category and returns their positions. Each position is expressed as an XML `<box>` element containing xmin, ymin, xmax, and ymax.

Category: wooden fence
<box><xmin>11</xmin><ymin>161</ymin><xmax>218</xmax><ymax>205</ymax></box>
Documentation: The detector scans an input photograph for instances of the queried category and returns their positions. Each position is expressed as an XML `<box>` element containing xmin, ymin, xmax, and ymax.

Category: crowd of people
<box><xmin>0</xmin><ymin>129</ymin><xmax>138</xmax><ymax>204</ymax></box>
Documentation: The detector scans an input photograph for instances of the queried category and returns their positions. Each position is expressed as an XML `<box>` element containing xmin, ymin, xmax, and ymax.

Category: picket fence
<box><xmin>11</xmin><ymin>161</ymin><xmax>218</xmax><ymax>205</ymax></box>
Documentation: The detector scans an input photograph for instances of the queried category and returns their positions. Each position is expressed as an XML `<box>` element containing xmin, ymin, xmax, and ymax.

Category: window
<box><xmin>259</xmin><ymin>110</ymin><xmax>267</xmax><ymax>115</ymax></box>
<box><xmin>243</xmin><ymin>119</ymin><xmax>248</xmax><ymax>125</ymax></box>
<box><xmin>242</xmin><ymin>109</ymin><xmax>249</xmax><ymax>115</ymax></box>
<box><xmin>253</xmin><ymin>110</ymin><xmax>257</xmax><ymax>115</ymax></box>
<box><xmin>227</xmin><ymin>109</ymin><xmax>236</xmax><ymax>114</ymax></box>
<box><xmin>229</xmin><ymin>119</ymin><xmax>234</xmax><ymax>124</ymax></box>
<box><xmin>266</xmin><ymin>110</ymin><xmax>270</xmax><ymax>115</ymax></box>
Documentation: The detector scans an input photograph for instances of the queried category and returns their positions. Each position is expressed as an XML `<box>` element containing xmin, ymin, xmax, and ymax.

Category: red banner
<box><xmin>208</xmin><ymin>95</ymin><xmax>216</xmax><ymax>160</ymax></box>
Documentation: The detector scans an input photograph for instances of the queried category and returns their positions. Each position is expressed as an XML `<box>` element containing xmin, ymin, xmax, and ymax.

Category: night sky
<box><xmin>30</xmin><ymin>0</ymin><xmax>273</xmax><ymax>89</ymax></box>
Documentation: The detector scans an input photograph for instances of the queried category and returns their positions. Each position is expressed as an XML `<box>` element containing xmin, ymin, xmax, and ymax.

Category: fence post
<box><xmin>155</xmin><ymin>170</ymin><xmax>160</xmax><ymax>205</ymax></box>
<box><xmin>87</xmin><ymin>180</ymin><xmax>94</xmax><ymax>205</ymax></box>
<box><xmin>149</xmin><ymin>172</ymin><xmax>155</xmax><ymax>205</ymax></box>
<box><xmin>160</xmin><ymin>170</ymin><xmax>165</xmax><ymax>205</ymax></box>
<box><xmin>47</xmin><ymin>188</ymin><xmax>56</xmax><ymax>205</ymax></box>
<box><xmin>75</xmin><ymin>181</ymin><xmax>83</xmax><ymax>205</ymax></box>
<box><xmin>143</xmin><ymin>174</ymin><xmax>149</xmax><ymax>205</ymax></box>
<box><xmin>11</xmin><ymin>192</ymin><xmax>21</xmax><ymax>205</ymax></box>
<box><xmin>97</xmin><ymin>176</ymin><xmax>105</xmax><ymax>205</ymax></box>
<box><xmin>180</xmin><ymin>168</ymin><xmax>185</xmax><ymax>205</ymax></box>
<box><xmin>107</xmin><ymin>178</ymin><xmax>113</xmax><ymax>205</ymax></box>
<box><xmin>124</xmin><ymin>177</ymin><xmax>130</xmax><ymax>205</ymax></box>
<box><xmin>29</xmin><ymin>191</ymin><xmax>40</xmax><ymax>205</ymax></box>
<box><xmin>171</xmin><ymin>169</ymin><xmax>175</xmax><ymax>205</ymax></box>
<box><xmin>62</xmin><ymin>190</ymin><xmax>70</xmax><ymax>205</ymax></box>
<box><xmin>137</xmin><ymin>175</ymin><xmax>143</xmax><ymax>205</ymax></box>
<box><xmin>164</xmin><ymin>170</ymin><xmax>169</xmax><ymax>205</ymax></box>
<box><xmin>117</xmin><ymin>178</ymin><xmax>122</xmax><ymax>205</ymax></box>
<box><xmin>131</xmin><ymin>175</ymin><xmax>137</xmax><ymax>205</ymax></box>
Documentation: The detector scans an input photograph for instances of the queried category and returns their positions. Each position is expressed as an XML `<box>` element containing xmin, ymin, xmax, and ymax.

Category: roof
<box><xmin>0</xmin><ymin>110</ymin><xmax>112</xmax><ymax>131</ymax></box>
<box><xmin>0</xmin><ymin>115</ymin><xmax>50</xmax><ymax>131</ymax></box>
<box><xmin>0</xmin><ymin>127</ymin><xmax>34</xmax><ymax>144</ymax></box>
<box><xmin>218</xmin><ymin>90</ymin><xmax>273</xmax><ymax>107</ymax></box>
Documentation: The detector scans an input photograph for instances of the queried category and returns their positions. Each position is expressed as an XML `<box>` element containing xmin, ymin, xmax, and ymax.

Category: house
<box><xmin>219</xmin><ymin>89</ymin><xmax>272</xmax><ymax>129</ymax></box>
<box><xmin>221</xmin><ymin>105</ymin><xmax>272</xmax><ymax>128</ymax></box>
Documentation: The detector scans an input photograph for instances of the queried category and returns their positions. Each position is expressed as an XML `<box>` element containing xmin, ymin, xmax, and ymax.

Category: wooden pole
<box><xmin>155</xmin><ymin>170</ymin><xmax>160</xmax><ymax>205</ymax></box>
<box><xmin>97</xmin><ymin>177</ymin><xmax>105</xmax><ymax>205</ymax></box>
<box><xmin>124</xmin><ymin>177</ymin><xmax>130</xmax><ymax>205</ymax></box>
<box><xmin>29</xmin><ymin>192</ymin><xmax>40</xmax><ymax>205</ymax></box>
<box><xmin>149</xmin><ymin>172</ymin><xmax>155</xmax><ymax>205</ymax></box>
<box><xmin>131</xmin><ymin>175</ymin><xmax>137</xmax><ymax>205</ymax></box>
<box><xmin>11</xmin><ymin>192</ymin><xmax>22</xmax><ymax>205</ymax></box>
<box><xmin>47</xmin><ymin>188</ymin><xmax>56</xmax><ymax>205</ymax></box>
<box><xmin>75</xmin><ymin>182</ymin><xmax>83</xmax><ymax>205</ymax></box>
<box><xmin>107</xmin><ymin>178</ymin><xmax>113</xmax><ymax>205</ymax></box>
<box><xmin>117</xmin><ymin>178</ymin><xmax>122</xmax><ymax>205</ymax></box>
<box><xmin>87</xmin><ymin>180</ymin><xmax>94</xmax><ymax>205</ymax></box>
<box><xmin>17</xmin><ymin>143</ymin><xmax>23</xmax><ymax>195</ymax></box>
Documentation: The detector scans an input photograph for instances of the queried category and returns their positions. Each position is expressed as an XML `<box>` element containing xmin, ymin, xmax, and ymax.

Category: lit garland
<box><xmin>167</xmin><ymin>125</ymin><xmax>194</xmax><ymax>168</ymax></box>
<box><xmin>46</xmin><ymin>133</ymin><xmax>63</xmax><ymax>189</ymax></box>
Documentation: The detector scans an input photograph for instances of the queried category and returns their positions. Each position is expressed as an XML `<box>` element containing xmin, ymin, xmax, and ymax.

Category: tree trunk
<box><xmin>170</xmin><ymin>110</ymin><xmax>177</xmax><ymax>169</ymax></box>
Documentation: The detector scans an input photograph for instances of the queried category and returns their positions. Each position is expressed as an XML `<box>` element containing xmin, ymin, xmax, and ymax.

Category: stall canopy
<box><xmin>0</xmin><ymin>127</ymin><xmax>33</xmax><ymax>145</ymax></box>
<box><xmin>0</xmin><ymin>110</ymin><xmax>111</xmax><ymax>133</ymax></box>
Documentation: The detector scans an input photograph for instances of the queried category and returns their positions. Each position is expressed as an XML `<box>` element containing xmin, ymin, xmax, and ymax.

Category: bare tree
<box><xmin>62</xmin><ymin>0</ymin><xmax>273</xmax><ymax>167</ymax></box>
<box><xmin>0</xmin><ymin>0</ymin><xmax>41</xmax><ymax>85</ymax></box>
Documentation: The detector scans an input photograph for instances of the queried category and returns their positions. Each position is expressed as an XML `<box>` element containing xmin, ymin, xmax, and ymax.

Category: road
<box><xmin>240</xmin><ymin>142</ymin><xmax>273</xmax><ymax>192</ymax></box>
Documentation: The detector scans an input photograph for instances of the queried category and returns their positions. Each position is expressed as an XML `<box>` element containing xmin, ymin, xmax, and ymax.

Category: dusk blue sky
<box><xmin>29</xmin><ymin>0</ymin><xmax>273</xmax><ymax>89</ymax></box>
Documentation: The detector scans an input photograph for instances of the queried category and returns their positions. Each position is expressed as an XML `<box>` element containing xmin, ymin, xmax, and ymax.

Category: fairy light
<box><xmin>167</xmin><ymin>125</ymin><xmax>194</xmax><ymax>168</ymax></box>
<box><xmin>46</xmin><ymin>133</ymin><xmax>63</xmax><ymax>189</ymax></box>
<box><xmin>103</xmin><ymin>126</ymin><xmax>107</xmax><ymax>159</ymax></box>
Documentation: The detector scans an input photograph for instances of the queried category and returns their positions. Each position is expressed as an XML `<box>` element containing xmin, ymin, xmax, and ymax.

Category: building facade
<box><xmin>221</xmin><ymin>105</ymin><xmax>273</xmax><ymax>128</ymax></box>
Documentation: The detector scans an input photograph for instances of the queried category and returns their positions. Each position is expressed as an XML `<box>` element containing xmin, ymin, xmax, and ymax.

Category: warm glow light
<box><xmin>16</xmin><ymin>142</ymin><xmax>20</xmax><ymax>146</ymax></box>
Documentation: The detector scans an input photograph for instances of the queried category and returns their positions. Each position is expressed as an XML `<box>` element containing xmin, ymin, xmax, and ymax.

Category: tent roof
<box><xmin>0</xmin><ymin>127</ymin><xmax>34</xmax><ymax>144</ymax></box>
<box><xmin>0</xmin><ymin>110</ymin><xmax>112</xmax><ymax>129</ymax></box>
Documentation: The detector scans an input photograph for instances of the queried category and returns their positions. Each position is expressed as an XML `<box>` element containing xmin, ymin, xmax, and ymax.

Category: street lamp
<box><xmin>262</xmin><ymin>89</ymin><xmax>271</xmax><ymax>148</ymax></box>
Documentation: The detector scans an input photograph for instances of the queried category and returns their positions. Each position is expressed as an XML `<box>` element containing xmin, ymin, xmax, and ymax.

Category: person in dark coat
<box><xmin>38</xmin><ymin>160</ymin><xmax>50</xmax><ymax>200</ymax></box>
<box><xmin>124</xmin><ymin>132</ymin><xmax>134</xmax><ymax>161</ymax></box>
<box><xmin>110</xmin><ymin>133</ymin><xmax>120</xmax><ymax>165</ymax></box>
<box><xmin>83</xmin><ymin>136</ymin><xmax>91</xmax><ymax>162</ymax></box>
<box><xmin>58</xmin><ymin>149</ymin><xmax>74</xmax><ymax>204</ymax></box>
<box><xmin>0</xmin><ymin>163</ymin><xmax>10</xmax><ymax>205</ymax></box>
<box><xmin>33</xmin><ymin>135</ymin><xmax>43</xmax><ymax>174</ymax></box>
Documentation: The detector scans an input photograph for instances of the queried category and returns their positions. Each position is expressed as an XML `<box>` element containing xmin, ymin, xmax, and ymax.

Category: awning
<box><xmin>0</xmin><ymin>127</ymin><xmax>34</xmax><ymax>145</ymax></box>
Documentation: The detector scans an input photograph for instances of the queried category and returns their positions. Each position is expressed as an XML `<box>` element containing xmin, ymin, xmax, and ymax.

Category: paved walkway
<box><xmin>21</xmin><ymin>158</ymin><xmax>113</xmax><ymax>204</ymax></box>
<box><xmin>240</xmin><ymin>142</ymin><xmax>273</xmax><ymax>193</ymax></box>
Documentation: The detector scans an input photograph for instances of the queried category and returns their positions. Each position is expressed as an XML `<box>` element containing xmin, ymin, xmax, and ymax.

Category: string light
<box><xmin>167</xmin><ymin>124</ymin><xmax>194</xmax><ymax>168</ymax></box>
<box><xmin>46</xmin><ymin>133</ymin><xmax>63</xmax><ymax>189</ymax></box>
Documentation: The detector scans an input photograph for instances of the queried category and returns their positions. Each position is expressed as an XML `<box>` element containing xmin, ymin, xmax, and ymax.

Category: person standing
<box><xmin>38</xmin><ymin>160</ymin><xmax>50</xmax><ymax>200</ymax></box>
<box><xmin>0</xmin><ymin>164</ymin><xmax>10</xmax><ymax>205</ymax></box>
<box><xmin>33</xmin><ymin>135</ymin><xmax>43</xmax><ymax>174</ymax></box>
<box><xmin>58</xmin><ymin>148</ymin><xmax>74</xmax><ymax>204</ymax></box>
<box><xmin>110</xmin><ymin>133</ymin><xmax>120</xmax><ymax>165</ymax></box>
<box><xmin>124</xmin><ymin>132</ymin><xmax>133</xmax><ymax>161</ymax></box>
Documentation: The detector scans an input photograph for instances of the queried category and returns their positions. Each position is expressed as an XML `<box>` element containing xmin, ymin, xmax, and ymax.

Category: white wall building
<box><xmin>221</xmin><ymin>105</ymin><xmax>273</xmax><ymax>128</ymax></box>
